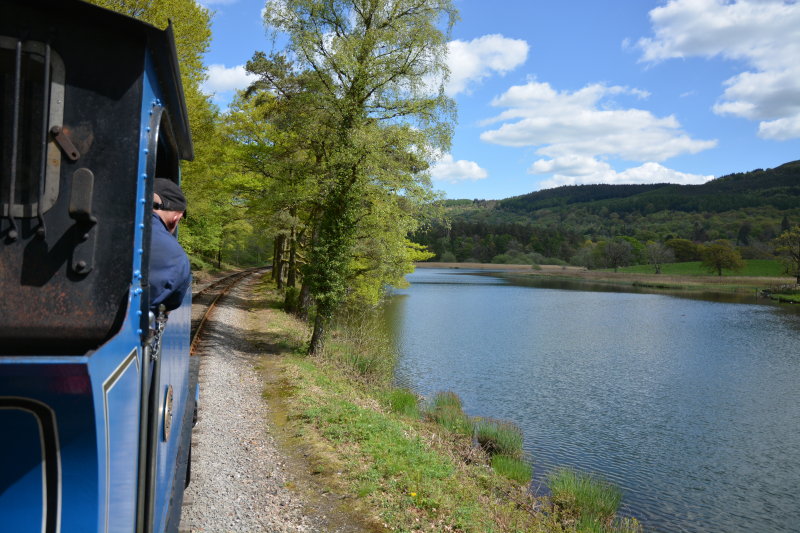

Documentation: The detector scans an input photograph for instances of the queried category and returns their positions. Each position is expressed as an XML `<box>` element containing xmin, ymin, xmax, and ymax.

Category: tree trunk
<box><xmin>288</xmin><ymin>225</ymin><xmax>297</xmax><ymax>288</ymax></box>
<box><xmin>271</xmin><ymin>239</ymin><xmax>280</xmax><ymax>281</ymax></box>
<box><xmin>297</xmin><ymin>281</ymin><xmax>311</xmax><ymax>320</ymax></box>
<box><xmin>308</xmin><ymin>311</ymin><xmax>326</xmax><ymax>355</ymax></box>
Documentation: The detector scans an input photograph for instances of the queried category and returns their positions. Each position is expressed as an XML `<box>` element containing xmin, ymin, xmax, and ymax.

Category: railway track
<box><xmin>190</xmin><ymin>267</ymin><xmax>268</xmax><ymax>355</ymax></box>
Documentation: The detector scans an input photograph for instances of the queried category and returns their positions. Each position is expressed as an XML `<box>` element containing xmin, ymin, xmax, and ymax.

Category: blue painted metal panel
<box><xmin>153</xmin><ymin>289</ymin><xmax>191</xmax><ymax>532</ymax></box>
<box><xmin>0</xmin><ymin>364</ymin><xmax>97</xmax><ymax>532</ymax></box>
<box><xmin>0</xmin><ymin>409</ymin><xmax>44</xmax><ymax>533</ymax></box>
<box><xmin>104</xmin><ymin>349</ymin><xmax>141</xmax><ymax>533</ymax></box>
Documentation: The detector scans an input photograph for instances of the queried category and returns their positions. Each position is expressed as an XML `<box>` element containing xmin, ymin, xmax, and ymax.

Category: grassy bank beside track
<box><xmin>416</xmin><ymin>261</ymin><xmax>799</xmax><ymax>301</ymax></box>
<box><xmin>246</xmin><ymin>275</ymin><xmax>641</xmax><ymax>532</ymax></box>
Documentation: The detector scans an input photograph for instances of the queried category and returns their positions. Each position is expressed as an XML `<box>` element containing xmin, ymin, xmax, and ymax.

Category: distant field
<box><xmin>614</xmin><ymin>259</ymin><xmax>785</xmax><ymax>277</ymax></box>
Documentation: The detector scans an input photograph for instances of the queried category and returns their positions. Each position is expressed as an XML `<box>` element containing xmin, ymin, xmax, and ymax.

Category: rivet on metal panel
<box><xmin>139</xmin><ymin>248</ymin><xmax>144</xmax><ymax>255</ymax></box>
<box><xmin>139</xmin><ymin>224</ymin><xmax>145</xmax><ymax>229</ymax></box>
<box><xmin>137</xmin><ymin>329</ymin><xmax>143</xmax><ymax>335</ymax></box>
<box><xmin>144</xmin><ymin>149</ymin><xmax>149</xmax><ymax>154</ymax></box>
<box><xmin>134</xmin><ymin>288</ymin><xmax>142</xmax><ymax>295</ymax></box>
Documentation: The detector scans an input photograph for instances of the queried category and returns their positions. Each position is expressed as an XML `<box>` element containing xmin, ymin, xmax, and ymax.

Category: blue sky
<box><xmin>200</xmin><ymin>0</ymin><xmax>800</xmax><ymax>200</ymax></box>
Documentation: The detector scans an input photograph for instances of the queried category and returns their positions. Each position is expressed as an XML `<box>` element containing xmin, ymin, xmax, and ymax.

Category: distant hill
<box><xmin>499</xmin><ymin>160</ymin><xmax>800</xmax><ymax>215</ymax></box>
<box><xmin>413</xmin><ymin>161</ymin><xmax>800</xmax><ymax>264</ymax></box>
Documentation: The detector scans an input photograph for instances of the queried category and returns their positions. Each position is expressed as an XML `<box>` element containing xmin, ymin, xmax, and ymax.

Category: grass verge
<box><xmin>251</xmin><ymin>276</ymin><xmax>640</xmax><ymax>532</ymax></box>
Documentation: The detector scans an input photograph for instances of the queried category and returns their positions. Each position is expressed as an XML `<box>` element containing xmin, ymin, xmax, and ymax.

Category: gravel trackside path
<box><xmin>179</xmin><ymin>275</ymin><xmax>321</xmax><ymax>533</ymax></box>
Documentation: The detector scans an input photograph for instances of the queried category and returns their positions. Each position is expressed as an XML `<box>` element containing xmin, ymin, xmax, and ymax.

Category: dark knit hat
<box><xmin>153</xmin><ymin>178</ymin><xmax>187</xmax><ymax>212</ymax></box>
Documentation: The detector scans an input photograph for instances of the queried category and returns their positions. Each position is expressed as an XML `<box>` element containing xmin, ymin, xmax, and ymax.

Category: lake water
<box><xmin>384</xmin><ymin>269</ymin><xmax>800</xmax><ymax>533</ymax></box>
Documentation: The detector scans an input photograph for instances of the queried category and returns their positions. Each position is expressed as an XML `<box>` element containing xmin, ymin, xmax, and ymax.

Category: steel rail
<box><xmin>189</xmin><ymin>267</ymin><xmax>267</xmax><ymax>355</ymax></box>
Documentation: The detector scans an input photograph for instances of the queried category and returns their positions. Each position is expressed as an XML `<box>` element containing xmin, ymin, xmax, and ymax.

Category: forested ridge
<box><xmin>413</xmin><ymin>161</ymin><xmax>800</xmax><ymax>272</ymax></box>
<box><xmin>501</xmin><ymin>160</ymin><xmax>800</xmax><ymax>214</ymax></box>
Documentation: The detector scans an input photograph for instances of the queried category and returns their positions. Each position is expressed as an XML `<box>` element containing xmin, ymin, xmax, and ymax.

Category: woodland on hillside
<box><xmin>412</xmin><ymin>162</ymin><xmax>800</xmax><ymax>274</ymax></box>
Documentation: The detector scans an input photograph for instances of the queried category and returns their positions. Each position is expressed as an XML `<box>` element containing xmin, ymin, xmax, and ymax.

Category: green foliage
<box><xmin>255</xmin><ymin>0</ymin><xmax>458</xmax><ymax>353</ymax></box>
<box><xmin>599</xmin><ymin>239</ymin><xmax>634</xmax><ymax>272</ymax></box>
<box><xmin>323</xmin><ymin>310</ymin><xmax>398</xmax><ymax>383</ymax></box>
<box><xmin>500</xmin><ymin>161</ymin><xmax>800</xmax><ymax>216</ymax></box>
<box><xmin>386</xmin><ymin>388</ymin><xmax>420</xmax><ymax>418</ymax></box>
<box><xmin>490</xmin><ymin>455</ymin><xmax>532</xmax><ymax>484</ymax></box>
<box><xmin>773</xmin><ymin>226</ymin><xmax>800</xmax><ymax>282</ymax></box>
<box><xmin>430</xmin><ymin>390</ymin><xmax>463</xmax><ymax>410</ymax></box>
<box><xmin>645</xmin><ymin>241</ymin><xmax>675</xmax><ymax>274</ymax></box>
<box><xmin>426</xmin><ymin>391</ymin><xmax>474</xmax><ymax>436</ymax></box>
<box><xmin>548</xmin><ymin>468</ymin><xmax>624</xmax><ymax>528</ymax></box>
<box><xmin>84</xmin><ymin>0</ymin><xmax>256</xmax><ymax>264</ymax></box>
<box><xmin>665</xmin><ymin>238</ymin><xmax>701</xmax><ymax>262</ymax></box>
<box><xmin>412</xmin><ymin>162</ymin><xmax>800</xmax><ymax>266</ymax></box>
<box><xmin>700</xmin><ymin>240</ymin><xmax>745</xmax><ymax>276</ymax></box>
<box><xmin>473</xmin><ymin>418</ymin><xmax>524</xmax><ymax>458</ymax></box>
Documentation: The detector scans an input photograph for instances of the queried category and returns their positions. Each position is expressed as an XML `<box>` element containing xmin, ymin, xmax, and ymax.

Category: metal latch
<box><xmin>50</xmin><ymin>125</ymin><xmax>80</xmax><ymax>161</ymax></box>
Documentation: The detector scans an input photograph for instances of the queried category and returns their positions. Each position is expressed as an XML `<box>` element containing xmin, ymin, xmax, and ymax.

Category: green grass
<box><xmin>548</xmin><ymin>468</ymin><xmax>623</xmax><ymax>525</ymax></box>
<box><xmin>426</xmin><ymin>391</ymin><xmax>474</xmax><ymax>436</ymax></box>
<box><xmin>430</xmin><ymin>390</ymin><xmax>463</xmax><ymax>410</ymax></box>
<box><xmin>771</xmin><ymin>293</ymin><xmax>800</xmax><ymax>303</ymax></box>
<box><xmin>490</xmin><ymin>455</ymin><xmax>532</xmax><ymax>484</ymax></box>
<box><xmin>385</xmin><ymin>388</ymin><xmax>420</xmax><ymax>418</ymax></box>
<box><xmin>614</xmin><ymin>259</ymin><xmax>785</xmax><ymax>277</ymax></box>
<box><xmin>474</xmin><ymin>418</ymin><xmax>524</xmax><ymax>458</ymax></box>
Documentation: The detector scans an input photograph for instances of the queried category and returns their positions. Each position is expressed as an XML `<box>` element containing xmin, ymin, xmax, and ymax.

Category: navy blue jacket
<box><xmin>149</xmin><ymin>212</ymin><xmax>191</xmax><ymax>312</ymax></box>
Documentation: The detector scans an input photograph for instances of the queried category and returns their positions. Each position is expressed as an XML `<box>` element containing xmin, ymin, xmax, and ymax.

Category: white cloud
<box><xmin>446</xmin><ymin>34</ymin><xmax>529</xmax><ymax>96</ymax></box>
<box><xmin>532</xmin><ymin>160</ymin><xmax>713</xmax><ymax>189</ymax></box>
<box><xmin>480</xmin><ymin>80</ymin><xmax>716</xmax><ymax>162</ymax></box>
<box><xmin>637</xmin><ymin>0</ymin><xmax>800</xmax><ymax>140</ymax></box>
<box><xmin>430</xmin><ymin>154</ymin><xmax>488</xmax><ymax>184</ymax></box>
<box><xmin>201</xmin><ymin>64</ymin><xmax>258</xmax><ymax>95</ymax></box>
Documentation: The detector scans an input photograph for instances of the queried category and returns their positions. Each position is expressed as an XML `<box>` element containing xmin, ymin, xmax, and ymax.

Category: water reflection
<box><xmin>385</xmin><ymin>269</ymin><xmax>800</xmax><ymax>533</ymax></box>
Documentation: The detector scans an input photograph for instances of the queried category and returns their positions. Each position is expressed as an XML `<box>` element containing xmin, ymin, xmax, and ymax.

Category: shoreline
<box><xmin>415</xmin><ymin>262</ymin><xmax>797</xmax><ymax>299</ymax></box>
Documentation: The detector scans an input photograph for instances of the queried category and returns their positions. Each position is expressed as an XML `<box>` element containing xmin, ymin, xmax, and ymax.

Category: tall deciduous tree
<box><xmin>85</xmin><ymin>0</ymin><xmax>248</xmax><ymax>264</ymax></box>
<box><xmin>261</xmin><ymin>0</ymin><xmax>457</xmax><ymax>354</ymax></box>
<box><xmin>645</xmin><ymin>241</ymin><xmax>674</xmax><ymax>274</ymax></box>
<box><xmin>602</xmin><ymin>239</ymin><xmax>633</xmax><ymax>272</ymax></box>
<box><xmin>774</xmin><ymin>226</ymin><xmax>800</xmax><ymax>283</ymax></box>
<box><xmin>700</xmin><ymin>240</ymin><xmax>744</xmax><ymax>276</ymax></box>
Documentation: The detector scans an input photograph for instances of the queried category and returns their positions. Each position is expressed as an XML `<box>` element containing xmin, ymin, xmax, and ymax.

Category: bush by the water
<box><xmin>548</xmin><ymin>468</ymin><xmax>623</xmax><ymax>526</ymax></box>
<box><xmin>474</xmin><ymin>417</ymin><xmax>524</xmax><ymax>458</ymax></box>
<box><xmin>490</xmin><ymin>454</ymin><xmax>532</xmax><ymax>484</ymax></box>
<box><xmin>426</xmin><ymin>391</ymin><xmax>474</xmax><ymax>436</ymax></box>
<box><xmin>386</xmin><ymin>388</ymin><xmax>419</xmax><ymax>418</ymax></box>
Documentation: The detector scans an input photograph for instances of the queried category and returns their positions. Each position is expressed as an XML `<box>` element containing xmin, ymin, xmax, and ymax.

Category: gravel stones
<box><xmin>179</xmin><ymin>276</ymin><xmax>320</xmax><ymax>533</ymax></box>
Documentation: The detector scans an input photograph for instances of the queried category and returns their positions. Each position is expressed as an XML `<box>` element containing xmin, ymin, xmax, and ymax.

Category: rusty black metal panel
<box><xmin>0</xmin><ymin>0</ymin><xmax>147</xmax><ymax>354</ymax></box>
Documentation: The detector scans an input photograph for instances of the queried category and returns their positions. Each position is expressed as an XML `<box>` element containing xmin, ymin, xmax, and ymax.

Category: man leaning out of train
<box><xmin>149</xmin><ymin>177</ymin><xmax>191</xmax><ymax>313</ymax></box>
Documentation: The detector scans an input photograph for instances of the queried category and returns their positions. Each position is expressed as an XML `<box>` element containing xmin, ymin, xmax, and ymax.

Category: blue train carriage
<box><xmin>1</xmin><ymin>0</ymin><xmax>197</xmax><ymax>531</ymax></box>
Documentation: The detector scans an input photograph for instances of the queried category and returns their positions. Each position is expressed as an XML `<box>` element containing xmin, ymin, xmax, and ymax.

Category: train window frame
<box><xmin>0</xmin><ymin>36</ymin><xmax>65</xmax><ymax>218</ymax></box>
